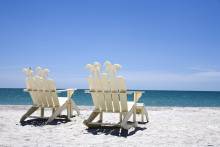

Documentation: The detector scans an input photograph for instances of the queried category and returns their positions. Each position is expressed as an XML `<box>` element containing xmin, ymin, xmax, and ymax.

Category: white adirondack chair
<box><xmin>105</xmin><ymin>61</ymin><xmax>149</xmax><ymax>123</ymax></box>
<box><xmin>20</xmin><ymin>67</ymin><xmax>80</xmax><ymax>124</ymax></box>
<box><xmin>83</xmin><ymin>62</ymin><xmax>146</xmax><ymax>130</ymax></box>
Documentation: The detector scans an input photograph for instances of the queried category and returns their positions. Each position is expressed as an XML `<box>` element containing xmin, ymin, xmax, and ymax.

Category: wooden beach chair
<box><xmin>104</xmin><ymin>61</ymin><xmax>149</xmax><ymax>123</ymax></box>
<box><xmin>83</xmin><ymin>62</ymin><xmax>148</xmax><ymax>130</ymax></box>
<box><xmin>20</xmin><ymin>67</ymin><xmax>80</xmax><ymax>124</ymax></box>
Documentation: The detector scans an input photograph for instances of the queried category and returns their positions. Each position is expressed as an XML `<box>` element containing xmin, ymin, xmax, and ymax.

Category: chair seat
<box><xmin>58</xmin><ymin>97</ymin><xmax>69</xmax><ymax>106</ymax></box>
<box><xmin>127</xmin><ymin>101</ymin><xmax>145</xmax><ymax>114</ymax></box>
<box><xmin>127</xmin><ymin>101</ymin><xmax>144</xmax><ymax>108</ymax></box>
<box><xmin>136</xmin><ymin>103</ymin><xmax>144</xmax><ymax>107</ymax></box>
<box><xmin>127</xmin><ymin>101</ymin><xmax>135</xmax><ymax>110</ymax></box>
<box><xmin>136</xmin><ymin>103</ymin><xmax>145</xmax><ymax>114</ymax></box>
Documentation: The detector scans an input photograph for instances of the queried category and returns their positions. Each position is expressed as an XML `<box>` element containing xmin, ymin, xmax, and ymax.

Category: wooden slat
<box><xmin>117</xmin><ymin>76</ymin><xmax>128</xmax><ymax>112</ymax></box>
<box><xmin>47</xmin><ymin>79</ymin><xmax>59</xmax><ymax>107</ymax></box>
<box><xmin>101</xmin><ymin>74</ymin><xmax>113</xmax><ymax>112</ymax></box>
<box><xmin>40</xmin><ymin>78</ymin><xmax>51</xmax><ymax>107</ymax></box>
<box><xmin>109</xmin><ymin>78</ymin><xmax>120</xmax><ymax>112</ymax></box>
<box><xmin>95</xmin><ymin>77</ymin><xmax>106</xmax><ymax>111</ymax></box>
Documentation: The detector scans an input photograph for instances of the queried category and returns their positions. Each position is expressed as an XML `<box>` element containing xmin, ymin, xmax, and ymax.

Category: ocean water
<box><xmin>0</xmin><ymin>88</ymin><xmax>220</xmax><ymax>107</ymax></box>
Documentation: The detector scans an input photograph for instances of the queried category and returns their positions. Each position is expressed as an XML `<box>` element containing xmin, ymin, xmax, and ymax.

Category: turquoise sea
<box><xmin>0</xmin><ymin>88</ymin><xmax>220</xmax><ymax>107</ymax></box>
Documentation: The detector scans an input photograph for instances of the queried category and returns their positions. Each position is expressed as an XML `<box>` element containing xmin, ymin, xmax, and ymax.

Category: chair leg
<box><xmin>52</xmin><ymin>108</ymin><xmax>56</xmax><ymax>114</ymax></box>
<box><xmin>40</xmin><ymin>108</ymin><xmax>44</xmax><ymax>118</ymax></box>
<box><xmin>99</xmin><ymin>112</ymin><xmax>103</xmax><ymax>122</ymax></box>
<box><xmin>120</xmin><ymin>113</ymin><xmax>122</xmax><ymax>123</ymax></box>
<box><xmin>20</xmin><ymin>106</ymin><xmax>39</xmax><ymax>122</ymax></box>
<box><xmin>71</xmin><ymin>99</ymin><xmax>80</xmax><ymax>115</ymax></box>
<box><xmin>121</xmin><ymin>107</ymin><xmax>135</xmax><ymax>130</ymax></box>
<box><xmin>133</xmin><ymin>107</ymin><xmax>138</xmax><ymax>127</ymax></box>
<box><xmin>69</xmin><ymin>100</ymin><xmax>73</xmax><ymax>117</ymax></box>
<box><xmin>133</xmin><ymin>110</ymin><xmax>136</xmax><ymax>122</ymax></box>
<box><xmin>83</xmin><ymin>111</ymin><xmax>100</xmax><ymax>126</ymax></box>
<box><xmin>67</xmin><ymin>103</ymin><xmax>71</xmax><ymax>119</ymax></box>
<box><xmin>141</xmin><ymin>108</ymin><xmax>144</xmax><ymax>122</ymax></box>
<box><xmin>143</xmin><ymin>107</ymin><xmax>149</xmax><ymax>122</ymax></box>
<box><xmin>46</xmin><ymin>104</ymin><xmax>67</xmax><ymax>124</ymax></box>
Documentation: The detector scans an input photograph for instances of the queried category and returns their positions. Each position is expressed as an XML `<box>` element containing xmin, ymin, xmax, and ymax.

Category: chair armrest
<box><xmin>133</xmin><ymin>91</ymin><xmax>143</xmax><ymax>102</ymax></box>
<box><xmin>84</xmin><ymin>89</ymin><xmax>90</xmax><ymax>93</ymax></box>
<box><xmin>57</xmin><ymin>88</ymin><xmax>76</xmax><ymax>92</ymax></box>
<box><xmin>23</xmin><ymin>89</ymin><xmax>28</xmax><ymax>92</ymax></box>
<box><xmin>57</xmin><ymin>88</ymin><xmax>76</xmax><ymax>98</ymax></box>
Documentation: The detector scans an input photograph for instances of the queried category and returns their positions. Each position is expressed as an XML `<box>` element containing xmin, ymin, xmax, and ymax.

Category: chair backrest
<box><xmin>116</xmin><ymin>76</ymin><xmax>128</xmax><ymax>112</ymax></box>
<box><xmin>35</xmin><ymin>67</ymin><xmax>60</xmax><ymax>107</ymax></box>
<box><xmin>23</xmin><ymin>67</ymin><xmax>60</xmax><ymax>108</ymax></box>
<box><xmin>86</xmin><ymin>61</ymin><xmax>129</xmax><ymax>113</ymax></box>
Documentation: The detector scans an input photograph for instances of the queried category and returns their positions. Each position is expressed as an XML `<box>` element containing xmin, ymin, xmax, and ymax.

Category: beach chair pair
<box><xmin>83</xmin><ymin>61</ymin><xmax>149</xmax><ymax>129</ymax></box>
<box><xmin>20</xmin><ymin>67</ymin><xmax>80</xmax><ymax>124</ymax></box>
<box><xmin>20</xmin><ymin>62</ymin><xmax>148</xmax><ymax>130</ymax></box>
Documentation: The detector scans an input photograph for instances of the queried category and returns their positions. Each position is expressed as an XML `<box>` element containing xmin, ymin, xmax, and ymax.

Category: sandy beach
<box><xmin>0</xmin><ymin>105</ymin><xmax>220</xmax><ymax>147</ymax></box>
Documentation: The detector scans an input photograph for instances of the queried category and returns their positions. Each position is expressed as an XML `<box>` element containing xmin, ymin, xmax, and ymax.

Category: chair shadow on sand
<box><xmin>86</xmin><ymin>121</ymin><xmax>147</xmax><ymax>138</ymax></box>
<box><xmin>20</xmin><ymin>115</ymin><xmax>74</xmax><ymax>126</ymax></box>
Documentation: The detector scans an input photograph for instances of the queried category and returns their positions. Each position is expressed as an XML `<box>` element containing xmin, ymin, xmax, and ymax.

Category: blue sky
<box><xmin>0</xmin><ymin>0</ymin><xmax>220</xmax><ymax>90</ymax></box>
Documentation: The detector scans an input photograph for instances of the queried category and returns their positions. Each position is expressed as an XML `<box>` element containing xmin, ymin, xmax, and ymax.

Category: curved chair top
<box><xmin>104</xmin><ymin>61</ymin><xmax>121</xmax><ymax>79</ymax></box>
<box><xmin>86</xmin><ymin>62</ymin><xmax>101</xmax><ymax>78</ymax></box>
<box><xmin>35</xmin><ymin>66</ymin><xmax>49</xmax><ymax>79</ymax></box>
<box><xmin>23</xmin><ymin>67</ymin><xmax>34</xmax><ymax>78</ymax></box>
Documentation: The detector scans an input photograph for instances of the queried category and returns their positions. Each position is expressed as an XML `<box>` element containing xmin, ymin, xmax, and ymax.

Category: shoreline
<box><xmin>1</xmin><ymin>104</ymin><xmax>220</xmax><ymax>109</ymax></box>
<box><xmin>0</xmin><ymin>105</ymin><xmax>220</xmax><ymax>146</ymax></box>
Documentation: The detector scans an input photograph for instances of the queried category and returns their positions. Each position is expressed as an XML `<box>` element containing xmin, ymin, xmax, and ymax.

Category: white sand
<box><xmin>0</xmin><ymin>105</ymin><xmax>220</xmax><ymax>147</ymax></box>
